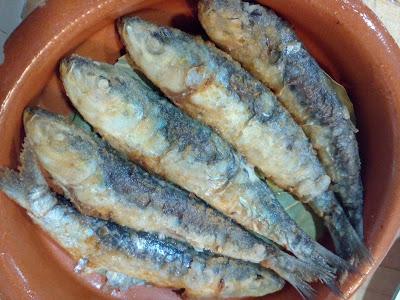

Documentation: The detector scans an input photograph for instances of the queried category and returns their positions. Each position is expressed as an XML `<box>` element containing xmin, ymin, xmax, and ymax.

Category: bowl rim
<box><xmin>0</xmin><ymin>0</ymin><xmax>399</xmax><ymax>299</ymax></box>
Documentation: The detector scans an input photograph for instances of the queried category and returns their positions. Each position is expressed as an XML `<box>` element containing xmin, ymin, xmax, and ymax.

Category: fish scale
<box><xmin>118</xmin><ymin>16</ymin><xmax>369</xmax><ymax>266</ymax></box>
<box><xmin>60</xmin><ymin>53</ymin><xmax>349</xmax><ymax>286</ymax></box>
<box><xmin>197</xmin><ymin>0</ymin><xmax>364</xmax><ymax>238</ymax></box>
<box><xmin>0</xmin><ymin>144</ymin><xmax>283</xmax><ymax>298</ymax></box>
<box><xmin>24</xmin><ymin>107</ymin><xmax>337</xmax><ymax>298</ymax></box>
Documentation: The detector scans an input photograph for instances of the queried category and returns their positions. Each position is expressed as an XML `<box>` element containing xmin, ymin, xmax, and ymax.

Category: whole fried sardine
<box><xmin>198</xmin><ymin>0</ymin><xmax>364</xmax><ymax>238</ymax></box>
<box><xmin>60</xmin><ymin>55</ymin><xmax>349</xmax><ymax>278</ymax></box>
<box><xmin>118</xmin><ymin>17</ymin><xmax>369</xmax><ymax>265</ymax></box>
<box><xmin>24</xmin><ymin>107</ymin><xmax>332</xmax><ymax>297</ymax></box>
<box><xmin>0</xmin><ymin>142</ymin><xmax>284</xmax><ymax>299</ymax></box>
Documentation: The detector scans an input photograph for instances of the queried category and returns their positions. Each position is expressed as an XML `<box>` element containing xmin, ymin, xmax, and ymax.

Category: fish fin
<box><xmin>0</xmin><ymin>167</ymin><xmax>28</xmax><ymax>209</ymax></box>
<box><xmin>19</xmin><ymin>139</ymin><xmax>57</xmax><ymax>217</ymax></box>
<box><xmin>0</xmin><ymin>139</ymin><xmax>56</xmax><ymax>217</ymax></box>
<box><xmin>325</xmin><ymin>209</ymin><xmax>372</xmax><ymax>268</ymax></box>
<box><xmin>265</xmin><ymin>252</ymin><xmax>342</xmax><ymax>299</ymax></box>
<box><xmin>311</xmin><ymin>241</ymin><xmax>355</xmax><ymax>275</ymax></box>
<box><xmin>19</xmin><ymin>138</ymin><xmax>48</xmax><ymax>190</ymax></box>
<box><xmin>288</xmin><ymin>276</ymin><xmax>315</xmax><ymax>300</ymax></box>
<box><xmin>310</xmin><ymin>192</ymin><xmax>371</xmax><ymax>268</ymax></box>
<box><xmin>347</xmin><ymin>207</ymin><xmax>364</xmax><ymax>240</ymax></box>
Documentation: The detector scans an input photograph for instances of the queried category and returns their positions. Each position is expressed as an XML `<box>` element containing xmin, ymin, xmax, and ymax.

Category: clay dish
<box><xmin>0</xmin><ymin>0</ymin><xmax>399</xmax><ymax>299</ymax></box>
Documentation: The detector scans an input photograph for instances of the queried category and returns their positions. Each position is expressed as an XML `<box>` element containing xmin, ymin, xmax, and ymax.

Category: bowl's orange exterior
<box><xmin>0</xmin><ymin>0</ymin><xmax>399</xmax><ymax>299</ymax></box>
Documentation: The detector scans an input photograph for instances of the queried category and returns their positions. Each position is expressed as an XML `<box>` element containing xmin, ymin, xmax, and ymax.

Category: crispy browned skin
<box><xmin>60</xmin><ymin>54</ymin><xmax>351</xmax><ymax>277</ymax></box>
<box><xmin>0</xmin><ymin>141</ymin><xmax>284</xmax><ymax>299</ymax></box>
<box><xmin>24</xmin><ymin>107</ymin><xmax>338</xmax><ymax>297</ymax></box>
<box><xmin>198</xmin><ymin>0</ymin><xmax>363</xmax><ymax>238</ymax></box>
<box><xmin>118</xmin><ymin>17</ymin><xmax>369</xmax><ymax>266</ymax></box>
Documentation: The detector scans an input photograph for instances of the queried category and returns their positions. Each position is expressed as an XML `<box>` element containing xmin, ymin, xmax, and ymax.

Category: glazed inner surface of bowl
<box><xmin>0</xmin><ymin>0</ymin><xmax>399</xmax><ymax>299</ymax></box>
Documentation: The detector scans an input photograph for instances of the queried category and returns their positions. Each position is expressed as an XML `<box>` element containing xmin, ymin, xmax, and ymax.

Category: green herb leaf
<box><xmin>68</xmin><ymin>113</ymin><xmax>93</xmax><ymax>133</ymax></box>
<box><xmin>324</xmin><ymin>70</ymin><xmax>356</xmax><ymax>125</ymax></box>
<box><xmin>267</xmin><ymin>181</ymin><xmax>325</xmax><ymax>241</ymax></box>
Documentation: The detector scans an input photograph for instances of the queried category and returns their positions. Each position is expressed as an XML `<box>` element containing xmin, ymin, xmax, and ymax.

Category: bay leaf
<box><xmin>267</xmin><ymin>181</ymin><xmax>325</xmax><ymax>241</ymax></box>
<box><xmin>324</xmin><ymin>70</ymin><xmax>356</xmax><ymax>125</ymax></box>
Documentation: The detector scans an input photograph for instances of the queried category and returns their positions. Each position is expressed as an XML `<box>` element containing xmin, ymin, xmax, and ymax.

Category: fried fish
<box><xmin>0</xmin><ymin>141</ymin><xmax>284</xmax><ymax>299</ymax></box>
<box><xmin>198</xmin><ymin>0</ymin><xmax>363</xmax><ymax>238</ymax></box>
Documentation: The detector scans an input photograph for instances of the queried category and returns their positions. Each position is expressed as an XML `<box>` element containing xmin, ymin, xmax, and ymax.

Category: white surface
<box><xmin>0</xmin><ymin>0</ymin><xmax>24</xmax><ymax>34</ymax></box>
<box><xmin>0</xmin><ymin>30</ymin><xmax>7</xmax><ymax>64</ymax></box>
<box><xmin>0</xmin><ymin>0</ymin><xmax>25</xmax><ymax>63</ymax></box>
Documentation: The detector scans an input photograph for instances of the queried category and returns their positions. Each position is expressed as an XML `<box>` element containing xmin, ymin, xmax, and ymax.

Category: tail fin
<box><xmin>19</xmin><ymin>139</ymin><xmax>48</xmax><ymax>190</ymax></box>
<box><xmin>0</xmin><ymin>167</ymin><xmax>27</xmax><ymax>209</ymax></box>
<box><xmin>346</xmin><ymin>207</ymin><xmax>364</xmax><ymax>240</ymax></box>
<box><xmin>313</xmin><ymin>191</ymin><xmax>372</xmax><ymax>268</ymax></box>
<box><xmin>325</xmin><ymin>207</ymin><xmax>372</xmax><ymax>268</ymax></box>
<box><xmin>263</xmin><ymin>252</ymin><xmax>342</xmax><ymax>299</ymax></box>
<box><xmin>0</xmin><ymin>139</ymin><xmax>56</xmax><ymax>217</ymax></box>
<box><xmin>311</xmin><ymin>239</ymin><xmax>356</xmax><ymax>275</ymax></box>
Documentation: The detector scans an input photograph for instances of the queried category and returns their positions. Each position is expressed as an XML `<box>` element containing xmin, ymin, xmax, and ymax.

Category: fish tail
<box><xmin>0</xmin><ymin>138</ymin><xmax>56</xmax><ymax>216</ymax></box>
<box><xmin>278</xmin><ymin>215</ymin><xmax>353</xmax><ymax>275</ymax></box>
<box><xmin>263</xmin><ymin>252</ymin><xmax>343</xmax><ymax>299</ymax></box>
<box><xmin>346</xmin><ymin>206</ymin><xmax>364</xmax><ymax>240</ymax></box>
<box><xmin>286</xmin><ymin>229</ymin><xmax>353</xmax><ymax>278</ymax></box>
<box><xmin>19</xmin><ymin>138</ymin><xmax>48</xmax><ymax>189</ymax></box>
<box><xmin>312</xmin><ymin>192</ymin><xmax>371</xmax><ymax>267</ymax></box>
<box><xmin>336</xmin><ymin>181</ymin><xmax>364</xmax><ymax>239</ymax></box>
<box><xmin>325</xmin><ymin>209</ymin><xmax>371</xmax><ymax>267</ymax></box>
<box><xmin>0</xmin><ymin>166</ymin><xmax>27</xmax><ymax>209</ymax></box>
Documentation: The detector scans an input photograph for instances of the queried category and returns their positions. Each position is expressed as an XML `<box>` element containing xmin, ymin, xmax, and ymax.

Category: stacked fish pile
<box><xmin>0</xmin><ymin>0</ymin><xmax>370</xmax><ymax>298</ymax></box>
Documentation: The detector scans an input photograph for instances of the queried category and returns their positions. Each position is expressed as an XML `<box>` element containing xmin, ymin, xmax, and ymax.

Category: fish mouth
<box><xmin>118</xmin><ymin>16</ymin><xmax>148</xmax><ymax>36</ymax></box>
<box><xmin>60</xmin><ymin>54</ymin><xmax>92</xmax><ymax>78</ymax></box>
<box><xmin>23</xmin><ymin>107</ymin><xmax>35</xmax><ymax>125</ymax></box>
<box><xmin>23</xmin><ymin>107</ymin><xmax>60</xmax><ymax>127</ymax></box>
<box><xmin>118</xmin><ymin>16</ymin><xmax>167</xmax><ymax>47</ymax></box>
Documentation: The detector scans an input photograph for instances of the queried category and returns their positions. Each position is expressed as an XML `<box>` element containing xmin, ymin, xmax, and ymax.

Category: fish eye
<box><xmin>145</xmin><ymin>34</ymin><xmax>166</xmax><ymax>55</ymax></box>
<box><xmin>97</xmin><ymin>75</ymin><xmax>111</xmax><ymax>90</ymax></box>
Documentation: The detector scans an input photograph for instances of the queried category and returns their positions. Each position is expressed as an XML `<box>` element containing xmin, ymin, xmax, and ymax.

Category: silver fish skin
<box><xmin>118</xmin><ymin>17</ymin><xmax>369</xmax><ymax>265</ymax></box>
<box><xmin>60</xmin><ymin>54</ymin><xmax>350</xmax><ymax>278</ymax></box>
<box><xmin>24</xmin><ymin>107</ymin><xmax>333</xmax><ymax>297</ymax></box>
<box><xmin>0</xmin><ymin>142</ymin><xmax>284</xmax><ymax>299</ymax></box>
<box><xmin>198</xmin><ymin>0</ymin><xmax>363</xmax><ymax>238</ymax></box>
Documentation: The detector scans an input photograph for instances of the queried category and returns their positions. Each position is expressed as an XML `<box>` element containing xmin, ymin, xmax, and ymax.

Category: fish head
<box><xmin>119</xmin><ymin>17</ymin><xmax>211</xmax><ymax>95</ymax></box>
<box><xmin>24</xmin><ymin>108</ymin><xmax>98</xmax><ymax>186</ymax></box>
<box><xmin>199</xmin><ymin>0</ymin><xmax>257</xmax><ymax>49</ymax></box>
<box><xmin>60</xmin><ymin>55</ymin><xmax>146</xmax><ymax>132</ymax></box>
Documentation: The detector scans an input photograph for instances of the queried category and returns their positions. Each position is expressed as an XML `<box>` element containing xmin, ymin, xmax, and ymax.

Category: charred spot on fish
<box><xmin>100</xmin><ymin>152</ymin><xmax>155</xmax><ymax>208</ymax></box>
<box><xmin>160</xmin><ymin>104</ymin><xmax>232</xmax><ymax>164</ymax></box>
<box><xmin>248</xmin><ymin>8</ymin><xmax>263</xmax><ymax>26</ymax></box>
<box><xmin>249</xmin><ymin>8</ymin><xmax>263</xmax><ymax>18</ymax></box>
<box><xmin>260</xmin><ymin>36</ymin><xmax>282</xmax><ymax>65</ymax></box>
<box><xmin>286</xmin><ymin>141</ymin><xmax>294</xmax><ymax>151</ymax></box>
<box><xmin>218</xmin><ymin>278</ymin><xmax>225</xmax><ymax>292</ymax></box>
<box><xmin>289</xmin><ymin>232</ymin><xmax>302</xmax><ymax>249</ymax></box>
<box><xmin>268</xmin><ymin>48</ymin><xmax>281</xmax><ymax>64</ymax></box>
<box><xmin>284</xmin><ymin>49</ymin><xmax>344</xmax><ymax>124</ymax></box>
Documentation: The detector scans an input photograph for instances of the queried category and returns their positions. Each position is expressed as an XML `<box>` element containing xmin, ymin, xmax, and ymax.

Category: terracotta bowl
<box><xmin>0</xmin><ymin>0</ymin><xmax>399</xmax><ymax>299</ymax></box>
